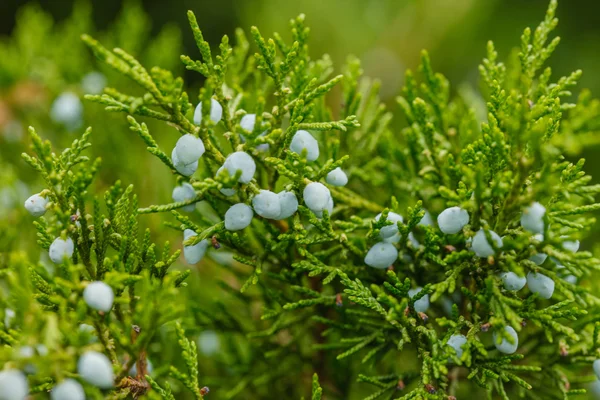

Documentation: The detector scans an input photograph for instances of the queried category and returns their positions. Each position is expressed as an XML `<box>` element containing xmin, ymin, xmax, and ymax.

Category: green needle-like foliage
<box><xmin>3</xmin><ymin>1</ymin><xmax>600</xmax><ymax>399</ymax></box>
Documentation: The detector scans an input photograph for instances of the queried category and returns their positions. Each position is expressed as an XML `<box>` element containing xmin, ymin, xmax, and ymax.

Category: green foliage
<box><xmin>2</xmin><ymin>1</ymin><xmax>600</xmax><ymax>399</ymax></box>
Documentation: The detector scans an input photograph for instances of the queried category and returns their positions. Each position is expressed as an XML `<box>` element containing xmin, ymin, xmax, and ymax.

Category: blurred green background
<box><xmin>1</xmin><ymin>1</ymin><xmax>600</xmax><ymax>397</ymax></box>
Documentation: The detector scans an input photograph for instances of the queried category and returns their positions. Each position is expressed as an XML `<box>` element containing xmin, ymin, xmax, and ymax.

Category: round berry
<box><xmin>171</xmin><ymin>148</ymin><xmax>198</xmax><ymax>177</ymax></box>
<box><xmin>437</xmin><ymin>207</ymin><xmax>469</xmax><ymax>234</ymax></box>
<box><xmin>24</xmin><ymin>193</ymin><xmax>48</xmax><ymax>217</ymax></box>
<box><xmin>500</xmin><ymin>272</ymin><xmax>527</xmax><ymax>291</ymax></box>
<box><xmin>0</xmin><ymin>370</ymin><xmax>28</xmax><ymax>400</ymax></box>
<box><xmin>419</xmin><ymin>210</ymin><xmax>434</xmax><ymax>227</ymax></box>
<box><xmin>193</xmin><ymin>99</ymin><xmax>223</xmax><ymax>125</ymax></box>
<box><xmin>562</xmin><ymin>239</ymin><xmax>580</xmax><ymax>253</ymax></box>
<box><xmin>408</xmin><ymin>287</ymin><xmax>430</xmax><ymax>313</ymax></box>
<box><xmin>521</xmin><ymin>202</ymin><xmax>545</xmax><ymax>234</ymax></box>
<box><xmin>224</xmin><ymin>203</ymin><xmax>253</xmax><ymax>231</ymax></box>
<box><xmin>375</xmin><ymin>212</ymin><xmax>403</xmax><ymax>243</ymax></box>
<box><xmin>83</xmin><ymin>281</ymin><xmax>114</xmax><ymax>312</ymax></box>
<box><xmin>594</xmin><ymin>359</ymin><xmax>600</xmax><ymax>380</ymax></box>
<box><xmin>364</xmin><ymin>242</ymin><xmax>398</xmax><ymax>269</ymax></box>
<box><xmin>529</xmin><ymin>233</ymin><xmax>547</xmax><ymax>265</ymax></box>
<box><xmin>223</xmin><ymin>152</ymin><xmax>256</xmax><ymax>184</ymax></box>
<box><xmin>51</xmin><ymin>379</ymin><xmax>85</xmax><ymax>400</ymax></box>
<box><xmin>172</xmin><ymin>183</ymin><xmax>196</xmax><ymax>212</ymax></box>
<box><xmin>471</xmin><ymin>229</ymin><xmax>503</xmax><ymax>258</ymax></box>
<box><xmin>252</xmin><ymin>190</ymin><xmax>281</xmax><ymax>219</ymax></box>
<box><xmin>275</xmin><ymin>191</ymin><xmax>298</xmax><ymax>220</ymax></box>
<box><xmin>240</xmin><ymin>114</ymin><xmax>256</xmax><ymax>132</ymax></box>
<box><xmin>183</xmin><ymin>229</ymin><xmax>210</xmax><ymax>264</ymax></box>
<box><xmin>493</xmin><ymin>326</ymin><xmax>518</xmax><ymax>354</ymax></box>
<box><xmin>326</xmin><ymin>168</ymin><xmax>348</xmax><ymax>187</ymax></box>
<box><xmin>77</xmin><ymin>351</ymin><xmax>114</xmax><ymax>389</ymax></box>
<box><xmin>315</xmin><ymin>196</ymin><xmax>334</xmax><ymax>218</ymax></box>
<box><xmin>526</xmin><ymin>271</ymin><xmax>554</xmax><ymax>299</ymax></box>
<box><xmin>303</xmin><ymin>182</ymin><xmax>332</xmax><ymax>213</ymax></box>
<box><xmin>447</xmin><ymin>334</ymin><xmax>468</xmax><ymax>359</ymax></box>
<box><xmin>81</xmin><ymin>71</ymin><xmax>106</xmax><ymax>95</ymax></box>
<box><xmin>175</xmin><ymin>134</ymin><xmax>206</xmax><ymax>165</ymax></box>
<box><xmin>198</xmin><ymin>330</ymin><xmax>221</xmax><ymax>355</ymax></box>
<box><xmin>290</xmin><ymin>130</ymin><xmax>319</xmax><ymax>161</ymax></box>
<box><xmin>50</xmin><ymin>92</ymin><xmax>83</xmax><ymax>127</ymax></box>
<box><xmin>49</xmin><ymin>237</ymin><xmax>74</xmax><ymax>264</ymax></box>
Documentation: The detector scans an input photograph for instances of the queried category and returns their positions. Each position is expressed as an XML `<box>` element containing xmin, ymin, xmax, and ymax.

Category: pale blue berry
<box><xmin>521</xmin><ymin>202</ymin><xmax>545</xmax><ymax>234</ymax></box>
<box><xmin>51</xmin><ymin>379</ymin><xmax>85</xmax><ymax>400</ymax></box>
<box><xmin>364</xmin><ymin>242</ymin><xmax>398</xmax><ymax>269</ymax></box>
<box><xmin>171</xmin><ymin>148</ymin><xmax>198</xmax><ymax>177</ymax></box>
<box><xmin>193</xmin><ymin>99</ymin><xmax>223</xmax><ymax>125</ymax></box>
<box><xmin>276</xmin><ymin>191</ymin><xmax>298</xmax><ymax>220</ymax></box>
<box><xmin>437</xmin><ymin>207</ymin><xmax>469</xmax><ymax>234</ymax></box>
<box><xmin>175</xmin><ymin>134</ymin><xmax>205</xmax><ymax>165</ymax></box>
<box><xmin>0</xmin><ymin>370</ymin><xmax>28</xmax><ymax>400</ymax></box>
<box><xmin>49</xmin><ymin>237</ymin><xmax>74</xmax><ymax>264</ymax></box>
<box><xmin>594</xmin><ymin>359</ymin><xmax>600</xmax><ymax>380</ymax></box>
<box><xmin>252</xmin><ymin>190</ymin><xmax>281</xmax><ymax>219</ymax></box>
<box><xmin>198</xmin><ymin>330</ymin><xmax>221</xmax><ymax>355</ymax></box>
<box><xmin>223</xmin><ymin>152</ymin><xmax>256</xmax><ymax>184</ymax></box>
<box><xmin>24</xmin><ymin>193</ymin><xmax>48</xmax><ymax>217</ymax></box>
<box><xmin>529</xmin><ymin>233</ymin><xmax>547</xmax><ymax>265</ymax></box>
<box><xmin>172</xmin><ymin>183</ymin><xmax>196</xmax><ymax>212</ymax></box>
<box><xmin>290</xmin><ymin>130</ymin><xmax>319</xmax><ymax>161</ymax></box>
<box><xmin>50</xmin><ymin>92</ymin><xmax>83</xmax><ymax>127</ymax></box>
<box><xmin>83</xmin><ymin>281</ymin><xmax>114</xmax><ymax>312</ymax></box>
<box><xmin>447</xmin><ymin>334</ymin><xmax>467</xmax><ymax>358</ymax></box>
<box><xmin>419</xmin><ymin>210</ymin><xmax>434</xmax><ymax>226</ymax></box>
<box><xmin>129</xmin><ymin>359</ymin><xmax>153</xmax><ymax>377</ymax></box>
<box><xmin>471</xmin><ymin>229</ymin><xmax>503</xmax><ymax>258</ymax></box>
<box><xmin>326</xmin><ymin>168</ymin><xmax>348</xmax><ymax>187</ymax></box>
<box><xmin>224</xmin><ymin>203</ymin><xmax>253</xmax><ymax>231</ymax></box>
<box><xmin>408</xmin><ymin>287</ymin><xmax>430</xmax><ymax>313</ymax></box>
<box><xmin>493</xmin><ymin>326</ymin><xmax>518</xmax><ymax>354</ymax></box>
<box><xmin>562</xmin><ymin>239</ymin><xmax>580</xmax><ymax>253</ymax></box>
<box><xmin>500</xmin><ymin>271</ymin><xmax>526</xmax><ymax>291</ymax></box>
<box><xmin>527</xmin><ymin>271</ymin><xmax>554</xmax><ymax>299</ymax></box>
<box><xmin>239</xmin><ymin>114</ymin><xmax>269</xmax><ymax>151</ymax></box>
<box><xmin>315</xmin><ymin>196</ymin><xmax>334</xmax><ymax>218</ymax></box>
<box><xmin>183</xmin><ymin>229</ymin><xmax>210</xmax><ymax>264</ymax></box>
<box><xmin>77</xmin><ymin>351</ymin><xmax>114</xmax><ymax>389</ymax></box>
<box><xmin>375</xmin><ymin>212</ymin><xmax>403</xmax><ymax>243</ymax></box>
<box><xmin>303</xmin><ymin>182</ymin><xmax>332</xmax><ymax>213</ymax></box>
<box><xmin>81</xmin><ymin>71</ymin><xmax>106</xmax><ymax>95</ymax></box>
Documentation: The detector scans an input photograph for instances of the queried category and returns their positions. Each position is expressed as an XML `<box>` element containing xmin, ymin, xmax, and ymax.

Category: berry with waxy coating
<box><xmin>275</xmin><ymin>191</ymin><xmax>298</xmax><ymax>219</ymax></box>
<box><xmin>447</xmin><ymin>334</ymin><xmax>468</xmax><ymax>358</ymax></box>
<box><xmin>501</xmin><ymin>272</ymin><xmax>527</xmax><ymax>291</ymax></box>
<box><xmin>252</xmin><ymin>190</ymin><xmax>281</xmax><ymax>219</ymax></box>
<box><xmin>594</xmin><ymin>359</ymin><xmax>600</xmax><ymax>380</ymax></box>
<box><xmin>24</xmin><ymin>193</ymin><xmax>48</xmax><ymax>217</ymax></box>
<box><xmin>193</xmin><ymin>99</ymin><xmax>223</xmax><ymax>124</ymax></box>
<box><xmin>83</xmin><ymin>281</ymin><xmax>114</xmax><ymax>312</ymax></box>
<box><xmin>315</xmin><ymin>196</ymin><xmax>334</xmax><ymax>218</ymax></box>
<box><xmin>49</xmin><ymin>237</ymin><xmax>74</xmax><ymax>264</ymax></box>
<box><xmin>77</xmin><ymin>351</ymin><xmax>114</xmax><ymax>389</ymax></box>
<box><xmin>527</xmin><ymin>271</ymin><xmax>555</xmax><ymax>299</ymax></box>
<box><xmin>183</xmin><ymin>229</ymin><xmax>210</xmax><ymax>264</ymax></box>
<box><xmin>81</xmin><ymin>71</ymin><xmax>106</xmax><ymax>95</ymax></box>
<box><xmin>562</xmin><ymin>239</ymin><xmax>580</xmax><ymax>253</ymax></box>
<box><xmin>239</xmin><ymin>114</ymin><xmax>269</xmax><ymax>151</ymax></box>
<box><xmin>224</xmin><ymin>203</ymin><xmax>253</xmax><ymax>231</ymax></box>
<box><xmin>375</xmin><ymin>212</ymin><xmax>404</xmax><ymax>243</ymax></box>
<box><xmin>437</xmin><ymin>207</ymin><xmax>469</xmax><ymax>234</ymax></box>
<box><xmin>521</xmin><ymin>202</ymin><xmax>545</xmax><ymax>234</ymax></box>
<box><xmin>50</xmin><ymin>92</ymin><xmax>83</xmax><ymax>127</ymax></box>
<box><xmin>223</xmin><ymin>152</ymin><xmax>256</xmax><ymax>184</ymax></box>
<box><xmin>198</xmin><ymin>330</ymin><xmax>221</xmax><ymax>355</ymax></box>
<box><xmin>408</xmin><ymin>287</ymin><xmax>430</xmax><ymax>313</ymax></box>
<box><xmin>171</xmin><ymin>148</ymin><xmax>198</xmax><ymax>177</ymax></box>
<box><xmin>174</xmin><ymin>134</ymin><xmax>205</xmax><ymax>165</ymax></box>
<box><xmin>51</xmin><ymin>379</ymin><xmax>85</xmax><ymax>400</ymax></box>
<box><xmin>290</xmin><ymin>130</ymin><xmax>319</xmax><ymax>161</ymax></box>
<box><xmin>364</xmin><ymin>242</ymin><xmax>398</xmax><ymax>269</ymax></box>
<box><xmin>493</xmin><ymin>326</ymin><xmax>519</xmax><ymax>354</ymax></box>
<box><xmin>303</xmin><ymin>182</ymin><xmax>332</xmax><ymax>213</ymax></box>
<box><xmin>419</xmin><ymin>210</ymin><xmax>434</xmax><ymax>226</ymax></box>
<box><xmin>471</xmin><ymin>229</ymin><xmax>503</xmax><ymax>258</ymax></box>
<box><xmin>172</xmin><ymin>183</ymin><xmax>196</xmax><ymax>212</ymax></box>
<box><xmin>529</xmin><ymin>233</ymin><xmax>547</xmax><ymax>265</ymax></box>
<box><xmin>326</xmin><ymin>167</ymin><xmax>348</xmax><ymax>187</ymax></box>
<box><xmin>0</xmin><ymin>370</ymin><xmax>28</xmax><ymax>400</ymax></box>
